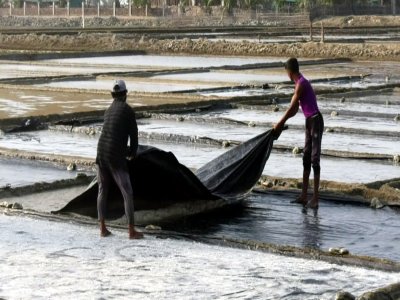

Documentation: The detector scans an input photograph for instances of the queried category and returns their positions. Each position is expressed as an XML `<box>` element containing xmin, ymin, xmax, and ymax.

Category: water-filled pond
<box><xmin>0</xmin><ymin>157</ymin><xmax>78</xmax><ymax>187</ymax></box>
<box><xmin>169</xmin><ymin>192</ymin><xmax>400</xmax><ymax>261</ymax></box>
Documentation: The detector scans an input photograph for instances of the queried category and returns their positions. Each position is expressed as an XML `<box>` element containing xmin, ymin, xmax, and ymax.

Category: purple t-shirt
<box><xmin>295</xmin><ymin>74</ymin><xmax>319</xmax><ymax>118</ymax></box>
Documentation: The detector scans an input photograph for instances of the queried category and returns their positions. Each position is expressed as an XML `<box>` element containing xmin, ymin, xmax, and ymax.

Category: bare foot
<box><xmin>307</xmin><ymin>196</ymin><xmax>319</xmax><ymax>209</ymax></box>
<box><xmin>128</xmin><ymin>224</ymin><xmax>144</xmax><ymax>240</ymax></box>
<box><xmin>291</xmin><ymin>194</ymin><xmax>308</xmax><ymax>206</ymax></box>
<box><xmin>100</xmin><ymin>229</ymin><xmax>112</xmax><ymax>237</ymax></box>
<box><xmin>129</xmin><ymin>230</ymin><xmax>144</xmax><ymax>240</ymax></box>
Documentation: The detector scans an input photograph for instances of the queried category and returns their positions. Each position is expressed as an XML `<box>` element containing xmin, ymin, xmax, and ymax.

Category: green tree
<box><xmin>241</xmin><ymin>0</ymin><xmax>261</xmax><ymax>9</ymax></box>
<box><xmin>132</xmin><ymin>0</ymin><xmax>148</xmax><ymax>7</ymax></box>
<box><xmin>223</xmin><ymin>0</ymin><xmax>236</xmax><ymax>11</ymax></box>
<box><xmin>203</xmin><ymin>0</ymin><xmax>214</xmax><ymax>6</ymax></box>
<box><xmin>13</xmin><ymin>0</ymin><xmax>24</xmax><ymax>8</ymax></box>
<box><xmin>272</xmin><ymin>0</ymin><xmax>286</xmax><ymax>10</ymax></box>
<box><xmin>203</xmin><ymin>0</ymin><xmax>215</xmax><ymax>13</ymax></box>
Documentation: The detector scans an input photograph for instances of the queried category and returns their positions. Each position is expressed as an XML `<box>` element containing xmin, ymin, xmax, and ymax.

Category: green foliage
<box><xmin>179</xmin><ymin>0</ymin><xmax>189</xmax><ymax>6</ymax></box>
<box><xmin>132</xmin><ymin>0</ymin><xmax>148</xmax><ymax>8</ymax></box>
<box><xmin>272</xmin><ymin>0</ymin><xmax>286</xmax><ymax>10</ymax></box>
<box><xmin>242</xmin><ymin>0</ymin><xmax>262</xmax><ymax>9</ymax></box>
<box><xmin>175</xmin><ymin>0</ymin><xmax>379</xmax><ymax>11</ymax></box>
<box><xmin>203</xmin><ymin>0</ymin><xmax>214</xmax><ymax>6</ymax></box>
<box><xmin>312</xmin><ymin>0</ymin><xmax>334</xmax><ymax>6</ymax></box>
<box><xmin>13</xmin><ymin>0</ymin><xmax>23</xmax><ymax>8</ymax></box>
<box><xmin>223</xmin><ymin>0</ymin><xmax>236</xmax><ymax>11</ymax></box>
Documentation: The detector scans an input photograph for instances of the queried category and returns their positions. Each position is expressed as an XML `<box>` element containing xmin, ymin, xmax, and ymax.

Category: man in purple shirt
<box><xmin>274</xmin><ymin>58</ymin><xmax>324</xmax><ymax>209</ymax></box>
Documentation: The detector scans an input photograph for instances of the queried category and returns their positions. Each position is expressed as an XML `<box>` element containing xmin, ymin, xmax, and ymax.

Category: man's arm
<box><xmin>128</xmin><ymin>108</ymin><xmax>138</xmax><ymax>158</ymax></box>
<box><xmin>273</xmin><ymin>83</ymin><xmax>302</xmax><ymax>132</ymax></box>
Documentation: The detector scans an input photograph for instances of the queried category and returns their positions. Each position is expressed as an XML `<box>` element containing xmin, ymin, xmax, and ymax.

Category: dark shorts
<box><xmin>303</xmin><ymin>112</ymin><xmax>324</xmax><ymax>173</ymax></box>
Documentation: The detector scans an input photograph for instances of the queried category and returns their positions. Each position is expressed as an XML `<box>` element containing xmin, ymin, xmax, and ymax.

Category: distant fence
<box><xmin>310</xmin><ymin>3</ymin><xmax>398</xmax><ymax>20</ymax></box>
<box><xmin>0</xmin><ymin>3</ymin><xmax>311</xmax><ymax>26</ymax></box>
<box><xmin>0</xmin><ymin>1</ymin><xmax>398</xmax><ymax>23</ymax></box>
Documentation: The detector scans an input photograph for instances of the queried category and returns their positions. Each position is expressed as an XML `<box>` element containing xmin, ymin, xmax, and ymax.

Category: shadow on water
<box><xmin>162</xmin><ymin>193</ymin><xmax>400</xmax><ymax>262</ymax></box>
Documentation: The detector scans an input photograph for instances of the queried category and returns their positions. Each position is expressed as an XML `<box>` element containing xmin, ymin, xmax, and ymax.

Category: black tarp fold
<box><xmin>54</xmin><ymin>129</ymin><xmax>276</xmax><ymax>219</ymax></box>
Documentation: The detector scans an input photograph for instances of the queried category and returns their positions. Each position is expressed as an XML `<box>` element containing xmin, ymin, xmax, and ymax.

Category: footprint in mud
<box><xmin>309</xmin><ymin>267</ymin><xmax>340</xmax><ymax>275</ymax></box>
<box><xmin>219</xmin><ymin>289</ymin><xmax>250</xmax><ymax>298</ymax></box>
<box><xmin>14</xmin><ymin>231</ymin><xmax>27</xmax><ymax>235</ymax></box>
<box><xmin>300</xmin><ymin>278</ymin><xmax>328</xmax><ymax>285</ymax></box>
<box><xmin>114</xmin><ymin>246</ymin><xmax>137</xmax><ymax>262</ymax></box>
<box><xmin>115</xmin><ymin>244</ymin><xmax>165</xmax><ymax>262</ymax></box>
<box><xmin>47</xmin><ymin>247</ymin><xmax>92</xmax><ymax>259</ymax></box>
<box><xmin>280</xmin><ymin>287</ymin><xmax>309</xmax><ymax>298</ymax></box>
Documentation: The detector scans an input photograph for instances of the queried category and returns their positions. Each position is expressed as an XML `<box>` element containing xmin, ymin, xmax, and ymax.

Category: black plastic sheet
<box><xmin>54</xmin><ymin>129</ymin><xmax>275</xmax><ymax>218</ymax></box>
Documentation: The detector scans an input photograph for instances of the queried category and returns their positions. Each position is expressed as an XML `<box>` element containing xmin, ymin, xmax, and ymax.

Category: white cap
<box><xmin>112</xmin><ymin>79</ymin><xmax>127</xmax><ymax>93</ymax></box>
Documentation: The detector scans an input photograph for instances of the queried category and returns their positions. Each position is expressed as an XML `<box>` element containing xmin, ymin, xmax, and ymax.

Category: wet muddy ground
<box><xmin>168</xmin><ymin>192</ymin><xmax>400</xmax><ymax>261</ymax></box>
<box><xmin>0</xmin><ymin>51</ymin><xmax>399</xmax><ymax>298</ymax></box>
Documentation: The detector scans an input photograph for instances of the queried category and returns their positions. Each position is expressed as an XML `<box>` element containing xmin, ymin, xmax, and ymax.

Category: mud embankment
<box><xmin>320</xmin><ymin>15</ymin><xmax>400</xmax><ymax>28</ymax></box>
<box><xmin>0</xmin><ymin>33</ymin><xmax>400</xmax><ymax>60</ymax></box>
<box><xmin>0</xmin><ymin>175</ymin><xmax>93</xmax><ymax>199</ymax></box>
<box><xmin>257</xmin><ymin>176</ymin><xmax>400</xmax><ymax>207</ymax></box>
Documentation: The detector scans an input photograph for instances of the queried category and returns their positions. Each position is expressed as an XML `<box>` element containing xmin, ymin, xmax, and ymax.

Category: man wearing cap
<box><xmin>96</xmin><ymin>80</ymin><xmax>143</xmax><ymax>239</ymax></box>
<box><xmin>274</xmin><ymin>58</ymin><xmax>324</xmax><ymax>209</ymax></box>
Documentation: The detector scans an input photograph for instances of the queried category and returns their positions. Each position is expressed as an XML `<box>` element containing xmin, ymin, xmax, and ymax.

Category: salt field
<box><xmin>0</xmin><ymin>89</ymin><xmax>110</xmax><ymax>118</ymax></box>
<box><xmin>44</xmin><ymin>54</ymin><xmax>279</xmax><ymax>69</ymax></box>
<box><xmin>196</xmin><ymin>108</ymin><xmax>400</xmax><ymax>133</ymax></box>
<box><xmin>2</xmin><ymin>130</ymin><xmax>400</xmax><ymax>183</ymax></box>
<box><xmin>152</xmin><ymin>71</ymin><xmax>289</xmax><ymax>84</ymax></box>
<box><xmin>0</xmin><ymin>47</ymin><xmax>400</xmax><ymax>300</ymax></box>
<box><xmin>1</xmin><ymin>215</ymin><xmax>399</xmax><ymax>300</ymax></box>
<box><xmin>37</xmin><ymin>78</ymin><xmax>222</xmax><ymax>92</ymax></box>
<box><xmin>199</xmin><ymin>87</ymin><xmax>293</xmax><ymax>97</ymax></box>
<box><xmin>0</xmin><ymin>62</ymin><xmax>132</xmax><ymax>77</ymax></box>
